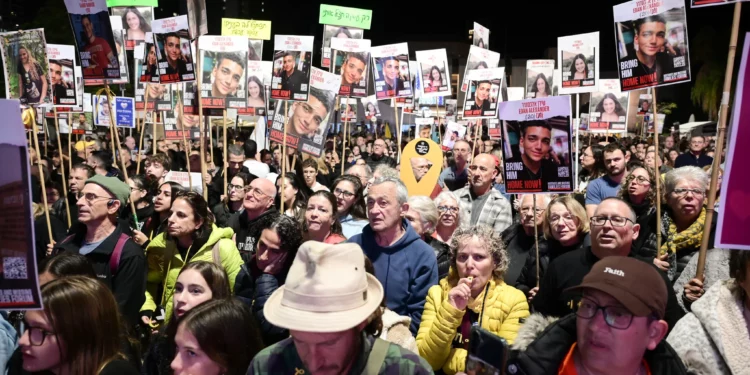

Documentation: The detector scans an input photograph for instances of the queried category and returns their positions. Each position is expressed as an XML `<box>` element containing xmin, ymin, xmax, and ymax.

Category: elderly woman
<box><xmin>617</xmin><ymin>164</ymin><xmax>657</xmax><ymax>221</ymax></box>
<box><xmin>667</xmin><ymin>249</ymin><xmax>750</xmax><ymax>374</ymax></box>
<box><xmin>431</xmin><ymin>191</ymin><xmax>462</xmax><ymax>279</ymax></box>
<box><xmin>542</xmin><ymin>195</ymin><xmax>590</xmax><ymax>262</ymax></box>
<box><xmin>633</xmin><ymin>166</ymin><xmax>716</xmax><ymax>282</ymax></box>
<box><xmin>417</xmin><ymin>225</ymin><xmax>530</xmax><ymax>375</ymax></box>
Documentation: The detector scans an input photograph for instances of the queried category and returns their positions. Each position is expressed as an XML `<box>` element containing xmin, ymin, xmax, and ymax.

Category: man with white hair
<box><xmin>346</xmin><ymin>164</ymin><xmax>373</xmax><ymax>189</ymax></box>
<box><xmin>502</xmin><ymin>194</ymin><xmax>550</xmax><ymax>298</ymax></box>
<box><xmin>349</xmin><ymin>177</ymin><xmax>439</xmax><ymax>335</ymax></box>
<box><xmin>248</xmin><ymin>241</ymin><xmax>433</xmax><ymax>374</ymax></box>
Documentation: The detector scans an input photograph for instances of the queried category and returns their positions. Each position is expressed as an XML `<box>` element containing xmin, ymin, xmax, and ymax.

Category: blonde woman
<box><xmin>17</xmin><ymin>45</ymin><xmax>48</xmax><ymax>104</ymax></box>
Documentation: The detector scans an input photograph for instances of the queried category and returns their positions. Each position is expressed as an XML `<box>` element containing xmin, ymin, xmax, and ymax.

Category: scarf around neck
<box><xmin>660</xmin><ymin>206</ymin><xmax>706</xmax><ymax>256</ymax></box>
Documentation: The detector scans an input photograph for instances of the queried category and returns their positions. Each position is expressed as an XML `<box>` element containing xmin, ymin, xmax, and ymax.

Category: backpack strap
<box><xmin>363</xmin><ymin>338</ymin><xmax>390</xmax><ymax>375</ymax></box>
<box><xmin>211</xmin><ymin>240</ymin><xmax>223</xmax><ymax>265</ymax></box>
<box><xmin>109</xmin><ymin>233</ymin><xmax>130</xmax><ymax>276</ymax></box>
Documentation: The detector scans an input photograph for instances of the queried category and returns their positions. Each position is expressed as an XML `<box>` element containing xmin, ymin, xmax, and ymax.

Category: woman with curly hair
<box><xmin>416</xmin><ymin>225</ymin><xmax>530</xmax><ymax>375</ymax></box>
<box><xmin>617</xmin><ymin>164</ymin><xmax>657</xmax><ymax>221</ymax></box>
<box><xmin>595</xmin><ymin>92</ymin><xmax>627</xmax><ymax>123</ymax></box>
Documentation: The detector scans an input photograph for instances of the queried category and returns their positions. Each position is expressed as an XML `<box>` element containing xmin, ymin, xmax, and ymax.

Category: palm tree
<box><xmin>690</xmin><ymin>26</ymin><xmax>727</xmax><ymax>121</ymax></box>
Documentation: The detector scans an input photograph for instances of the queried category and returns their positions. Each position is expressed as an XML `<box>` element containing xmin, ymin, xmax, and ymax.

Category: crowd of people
<box><xmin>6</xmin><ymin>122</ymin><xmax>738</xmax><ymax>375</ymax></box>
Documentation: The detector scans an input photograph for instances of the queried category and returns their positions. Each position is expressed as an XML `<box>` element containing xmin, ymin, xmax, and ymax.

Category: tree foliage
<box><xmin>690</xmin><ymin>26</ymin><xmax>727</xmax><ymax>120</ymax></box>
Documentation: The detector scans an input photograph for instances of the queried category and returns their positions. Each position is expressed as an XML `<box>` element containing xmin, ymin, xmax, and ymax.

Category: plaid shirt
<box><xmin>247</xmin><ymin>334</ymin><xmax>434</xmax><ymax>375</ymax></box>
<box><xmin>455</xmin><ymin>186</ymin><xmax>513</xmax><ymax>234</ymax></box>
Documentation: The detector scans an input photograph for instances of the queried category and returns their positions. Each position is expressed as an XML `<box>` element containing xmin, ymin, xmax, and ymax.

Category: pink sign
<box><xmin>716</xmin><ymin>33</ymin><xmax>750</xmax><ymax>250</ymax></box>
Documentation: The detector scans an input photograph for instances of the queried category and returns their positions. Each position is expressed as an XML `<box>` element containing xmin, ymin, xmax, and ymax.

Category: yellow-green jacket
<box><xmin>416</xmin><ymin>277</ymin><xmax>530</xmax><ymax>375</ymax></box>
<box><xmin>140</xmin><ymin>225</ymin><xmax>242</xmax><ymax>323</ymax></box>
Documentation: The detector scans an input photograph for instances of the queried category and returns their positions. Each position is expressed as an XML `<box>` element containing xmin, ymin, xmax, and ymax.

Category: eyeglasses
<box><xmin>576</xmin><ymin>297</ymin><xmax>634</xmax><ymax>330</ymax></box>
<box><xmin>129</xmin><ymin>187</ymin><xmax>143</xmax><ymax>192</ymax></box>
<box><xmin>550</xmin><ymin>214</ymin><xmax>576</xmax><ymax>224</ymax></box>
<box><xmin>628</xmin><ymin>176</ymin><xmax>651</xmax><ymax>185</ymax></box>
<box><xmin>520</xmin><ymin>207</ymin><xmax>545</xmax><ymax>215</ymax></box>
<box><xmin>80</xmin><ymin>192</ymin><xmax>113</xmax><ymax>204</ymax></box>
<box><xmin>247</xmin><ymin>187</ymin><xmax>270</xmax><ymax>199</ymax></box>
<box><xmin>672</xmin><ymin>188</ymin><xmax>705</xmax><ymax>198</ymax></box>
<box><xmin>333</xmin><ymin>188</ymin><xmax>355</xmax><ymax>199</ymax></box>
<box><xmin>590</xmin><ymin>215</ymin><xmax>634</xmax><ymax>227</ymax></box>
<box><xmin>437</xmin><ymin>206</ymin><xmax>459</xmax><ymax>213</ymax></box>
<box><xmin>228</xmin><ymin>184</ymin><xmax>246</xmax><ymax>191</ymax></box>
<box><xmin>24</xmin><ymin>327</ymin><xmax>56</xmax><ymax>346</ymax></box>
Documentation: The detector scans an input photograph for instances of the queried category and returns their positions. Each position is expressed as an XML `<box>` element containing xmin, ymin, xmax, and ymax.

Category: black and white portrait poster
<box><xmin>558</xmin><ymin>32</ymin><xmax>599</xmax><ymax>94</ymax></box>
<box><xmin>0</xmin><ymin>29</ymin><xmax>53</xmax><ymax>106</ymax></box>
<box><xmin>461</xmin><ymin>45</ymin><xmax>500</xmax><ymax>92</ymax></box>
<box><xmin>371</xmin><ymin>42</ymin><xmax>412</xmax><ymax>100</ymax></box>
<box><xmin>473</xmin><ymin>22</ymin><xmax>489</xmax><ymax>49</ymax></box>
<box><xmin>526</xmin><ymin>60</ymin><xmax>555</xmax><ymax>98</ymax></box>
<box><xmin>46</xmin><ymin>44</ymin><xmax>77</xmax><ymax>107</ymax></box>
<box><xmin>153</xmin><ymin>16</ymin><xmax>195</xmax><ymax>84</ymax></box>
<box><xmin>614</xmin><ymin>0</ymin><xmax>691</xmax><ymax>91</ymax></box>
<box><xmin>139</xmin><ymin>32</ymin><xmax>159</xmax><ymax>83</ymax></box>
<box><xmin>271</xmin><ymin>35</ymin><xmax>314</xmax><ymax>102</ymax></box>
<box><xmin>270</xmin><ymin>67</ymin><xmax>340</xmax><ymax>157</ymax></box>
<box><xmin>237</xmin><ymin>60</ymin><xmax>267</xmax><ymax>116</ymax></box>
<box><xmin>64</xmin><ymin>0</ymin><xmax>120</xmax><ymax>80</ymax></box>
<box><xmin>198</xmin><ymin>35</ymin><xmax>248</xmax><ymax>109</ymax></box>
<box><xmin>499</xmin><ymin>95</ymin><xmax>573</xmax><ymax>193</ymax></box>
<box><xmin>331</xmin><ymin>37</ymin><xmax>370</xmax><ymax>98</ymax></box>
<box><xmin>416</xmin><ymin>48</ymin><xmax>451</xmax><ymax>98</ymax></box>
<box><xmin>321</xmin><ymin>25</ymin><xmax>363</xmax><ymax>69</ymax></box>
<box><xmin>111</xmin><ymin>6</ymin><xmax>153</xmax><ymax>50</ymax></box>
<box><xmin>588</xmin><ymin>79</ymin><xmax>628</xmax><ymax>133</ymax></box>
<box><xmin>462</xmin><ymin>67</ymin><xmax>504</xmax><ymax>119</ymax></box>
<box><xmin>362</xmin><ymin>95</ymin><xmax>380</xmax><ymax>120</ymax></box>
<box><xmin>186</xmin><ymin>0</ymin><xmax>208</xmax><ymax>39</ymax></box>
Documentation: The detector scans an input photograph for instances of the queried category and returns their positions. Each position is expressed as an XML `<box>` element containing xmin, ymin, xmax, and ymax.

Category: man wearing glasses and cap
<box><xmin>248</xmin><ymin>241</ymin><xmax>433</xmax><ymax>374</ymax></box>
<box><xmin>532</xmin><ymin>197</ymin><xmax>683</xmax><ymax>331</ymax></box>
<box><xmin>507</xmin><ymin>256</ymin><xmax>688</xmax><ymax>374</ymax></box>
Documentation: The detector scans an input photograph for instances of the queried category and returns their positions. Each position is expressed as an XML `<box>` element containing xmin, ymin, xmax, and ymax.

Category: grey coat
<box><xmin>673</xmin><ymin>248</ymin><xmax>731</xmax><ymax>313</ymax></box>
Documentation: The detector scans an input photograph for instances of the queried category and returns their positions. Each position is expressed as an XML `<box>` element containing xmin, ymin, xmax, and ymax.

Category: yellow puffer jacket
<box><xmin>416</xmin><ymin>277</ymin><xmax>530</xmax><ymax>375</ymax></box>
<box><xmin>140</xmin><ymin>225</ymin><xmax>243</xmax><ymax>324</ymax></box>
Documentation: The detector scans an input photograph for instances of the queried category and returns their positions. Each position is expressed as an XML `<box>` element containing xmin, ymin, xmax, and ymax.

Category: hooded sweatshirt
<box><xmin>349</xmin><ymin>219</ymin><xmax>439</xmax><ymax>335</ymax></box>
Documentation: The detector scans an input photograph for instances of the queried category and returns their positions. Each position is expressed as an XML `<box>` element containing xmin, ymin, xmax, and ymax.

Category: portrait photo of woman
<box><xmin>246</xmin><ymin>75</ymin><xmax>265</xmax><ymax>108</ymax></box>
<box><xmin>427</xmin><ymin>65</ymin><xmax>444</xmax><ymax>88</ymax></box>
<box><xmin>595</xmin><ymin>92</ymin><xmax>627</xmax><ymax>122</ymax></box>
<box><xmin>15</xmin><ymin>45</ymin><xmax>49</xmax><ymax>105</ymax></box>
<box><xmin>568</xmin><ymin>53</ymin><xmax>589</xmax><ymax>80</ymax></box>
<box><xmin>529</xmin><ymin>72</ymin><xmax>551</xmax><ymax>98</ymax></box>
<box><xmin>120</xmin><ymin>7</ymin><xmax>151</xmax><ymax>43</ymax></box>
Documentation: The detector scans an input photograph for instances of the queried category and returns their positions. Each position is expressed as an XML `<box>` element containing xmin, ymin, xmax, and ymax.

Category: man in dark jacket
<box><xmin>507</xmin><ymin>256</ymin><xmax>687</xmax><ymax>375</ymax></box>
<box><xmin>502</xmin><ymin>194</ymin><xmax>549</xmax><ymax>297</ymax></box>
<box><xmin>228</xmin><ymin>177</ymin><xmax>278</xmax><ymax>262</ymax></box>
<box><xmin>208</xmin><ymin>144</ymin><xmax>255</xmax><ymax>207</ymax></box>
<box><xmin>674</xmin><ymin>135</ymin><xmax>713</xmax><ymax>168</ymax></box>
<box><xmin>52</xmin><ymin>175</ymin><xmax>146</xmax><ymax>328</ymax></box>
<box><xmin>365</xmin><ymin>138</ymin><xmax>396</xmax><ymax>170</ymax></box>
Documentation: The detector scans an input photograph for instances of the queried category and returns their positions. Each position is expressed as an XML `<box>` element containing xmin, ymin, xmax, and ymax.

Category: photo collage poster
<box><xmin>270</xmin><ymin>67</ymin><xmax>340</xmax><ymax>157</ymax></box>
<box><xmin>321</xmin><ymin>24</ymin><xmax>363</xmax><ymax>68</ymax></box>
<box><xmin>461</xmin><ymin>45</ymin><xmax>500</xmax><ymax>92</ymax></box>
<box><xmin>198</xmin><ymin>35</ymin><xmax>248</xmax><ymax>109</ymax></box>
<box><xmin>614</xmin><ymin>0</ymin><xmax>691</xmax><ymax>91</ymax></box>
<box><xmin>371</xmin><ymin>42</ymin><xmax>412</xmax><ymax>100</ymax></box>
<box><xmin>330</xmin><ymin>37</ymin><xmax>370</xmax><ymax>97</ymax></box>
<box><xmin>525</xmin><ymin>60</ymin><xmax>555</xmax><ymax>98</ymax></box>
<box><xmin>415</xmin><ymin>48</ymin><xmax>451</xmax><ymax>98</ymax></box>
<box><xmin>499</xmin><ymin>96</ymin><xmax>573</xmax><ymax>193</ymax></box>
<box><xmin>152</xmin><ymin>15</ymin><xmax>195</xmax><ymax>84</ymax></box>
<box><xmin>271</xmin><ymin>35</ymin><xmax>314</xmax><ymax>101</ymax></box>
<box><xmin>558</xmin><ymin>32</ymin><xmax>599</xmax><ymax>94</ymax></box>
<box><xmin>588</xmin><ymin>79</ymin><xmax>629</xmax><ymax>133</ymax></box>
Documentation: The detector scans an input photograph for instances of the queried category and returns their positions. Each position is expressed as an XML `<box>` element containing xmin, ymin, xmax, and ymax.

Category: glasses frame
<box><xmin>589</xmin><ymin>215</ymin><xmax>635</xmax><ymax>227</ymax></box>
<box><xmin>24</xmin><ymin>326</ymin><xmax>56</xmax><ymax>346</ymax></box>
<box><xmin>576</xmin><ymin>297</ymin><xmax>634</xmax><ymax>330</ymax></box>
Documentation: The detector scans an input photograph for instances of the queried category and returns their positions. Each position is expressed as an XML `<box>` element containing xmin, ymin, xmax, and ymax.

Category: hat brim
<box><xmin>566</xmin><ymin>280</ymin><xmax>653</xmax><ymax>317</ymax></box>
<box><xmin>263</xmin><ymin>273</ymin><xmax>384</xmax><ymax>333</ymax></box>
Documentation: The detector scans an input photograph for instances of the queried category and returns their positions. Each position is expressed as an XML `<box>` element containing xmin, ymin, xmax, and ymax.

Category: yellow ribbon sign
<box><xmin>221</xmin><ymin>18</ymin><xmax>272</xmax><ymax>40</ymax></box>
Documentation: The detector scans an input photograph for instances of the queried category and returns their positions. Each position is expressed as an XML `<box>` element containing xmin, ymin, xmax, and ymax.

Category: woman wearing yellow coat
<box><xmin>140</xmin><ymin>191</ymin><xmax>243</xmax><ymax>328</ymax></box>
<box><xmin>417</xmin><ymin>225</ymin><xmax>530</xmax><ymax>374</ymax></box>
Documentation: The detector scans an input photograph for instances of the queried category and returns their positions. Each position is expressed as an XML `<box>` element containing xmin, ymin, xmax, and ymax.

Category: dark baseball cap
<box><xmin>566</xmin><ymin>256</ymin><xmax>667</xmax><ymax>319</ymax></box>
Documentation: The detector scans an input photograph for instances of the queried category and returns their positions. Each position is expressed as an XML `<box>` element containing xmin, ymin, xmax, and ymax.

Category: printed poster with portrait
<box><xmin>0</xmin><ymin>29</ymin><xmax>53</xmax><ymax>106</ymax></box>
<box><xmin>371</xmin><ymin>43</ymin><xmax>412</xmax><ymax>100</ymax></box>
<box><xmin>340</xmin><ymin>97</ymin><xmax>357</xmax><ymax>122</ymax></box>
<box><xmin>46</xmin><ymin>44</ymin><xmax>78</xmax><ymax>107</ymax></box>
<box><xmin>507</xmin><ymin>87</ymin><xmax>525</xmax><ymax>101</ymax></box>
<box><xmin>270</xmin><ymin>67</ymin><xmax>339</xmax><ymax>157</ymax></box>
<box><xmin>187</xmin><ymin>0</ymin><xmax>208</xmax><ymax>39</ymax></box>
<box><xmin>331</xmin><ymin>37</ymin><xmax>370</xmax><ymax>97</ymax></box>
<box><xmin>461</xmin><ymin>45</ymin><xmax>500</xmax><ymax>92</ymax></box>
<box><xmin>362</xmin><ymin>95</ymin><xmax>380</xmax><ymax>120</ymax></box>
<box><xmin>153</xmin><ymin>16</ymin><xmax>195</xmax><ymax>84</ymax></box>
<box><xmin>322</xmin><ymin>25</ymin><xmax>363</xmax><ymax>69</ymax></box>
<box><xmin>462</xmin><ymin>67</ymin><xmax>504</xmax><ymax>119</ymax></box>
<box><xmin>473</xmin><ymin>22</ymin><xmax>489</xmax><ymax>49</ymax></box>
<box><xmin>579</xmin><ymin>113</ymin><xmax>590</xmax><ymax>131</ymax></box>
<box><xmin>92</xmin><ymin>94</ymin><xmax>111</xmax><ymax>126</ymax></box>
<box><xmin>164</xmin><ymin>82</ymin><xmax>202</xmax><ymax>141</ymax></box>
<box><xmin>64</xmin><ymin>0</ymin><xmax>120</xmax><ymax>80</ymax></box>
<box><xmin>691</xmin><ymin>0</ymin><xmax>750</xmax><ymax>7</ymax></box>
<box><xmin>400</xmin><ymin>138</ymin><xmax>443</xmax><ymax>197</ymax></box>
<box><xmin>445</xmin><ymin>99</ymin><xmax>457</xmax><ymax>117</ymax></box>
<box><xmin>81</xmin><ymin>16</ymin><xmax>128</xmax><ymax>86</ymax></box>
<box><xmin>139</xmin><ymin>32</ymin><xmax>159</xmax><ymax>83</ymax></box>
<box><xmin>558</xmin><ymin>32</ymin><xmax>599</xmax><ymax>94</ymax></box>
<box><xmin>237</xmin><ymin>60</ymin><xmax>267</xmax><ymax>116</ymax></box>
<box><xmin>637</xmin><ymin>92</ymin><xmax>652</xmax><ymax>114</ymax></box>
<box><xmin>248</xmin><ymin>39</ymin><xmax>263</xmax><ymax>61</ymax></box>
<box><xmin>110</xmin><ymin>6</ymin><xmax>153</xmax><ymax>50</ymax></box>
<box><xmin>499</xmin><ymin>96</ymin><xmax>573</xmax><ymax>193</ymax></box>
<box><xmin>415</xmin><ymin>49</ymin><xmax>451</xmax><ymax>98</ymax></box>
<box><xmin>614</xmin><ymin>0</ymin><xmax>691</xmax><ymax>91</ymax></box>
<box><xmin>152</xmin><ymin>83</ymin><xmax>173</xmax><ymax>112</ymax></box>
<box><xmin>271</xmin><ymin>35</ymin><xmax>314</xmax><ymax>102</ymax></box>
<box><xmin>525</xmin><ymin>60</ymin><xmax>555</xmax><ymax>98</ymax></box>
<box><xmin>198</xmin><ymin>35</ymin><xmax>248</xmax><ymax>109</ymax></box>
<box><xmin>441</xmin><ymin>121</ymin><xmax>467</xmax><ymax>151</ymax></box>
<box><xmin>133</xmin><ymin>42</ymin><xmax>148</xmax><ymax>110</ymax></box>
<box><xmin>588</xmin><ymin>79</ymin><xmax>629</xmax><ymax>133</ymax></box>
